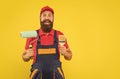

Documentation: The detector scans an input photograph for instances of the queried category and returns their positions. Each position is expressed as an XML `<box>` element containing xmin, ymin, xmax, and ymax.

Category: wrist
<box><xmin>63</xmin><ymin>50</ymin><xmax>72</xmax><ymax>60</ymax></box>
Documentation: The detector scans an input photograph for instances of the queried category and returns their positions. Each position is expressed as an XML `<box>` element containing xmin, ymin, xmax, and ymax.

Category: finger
<box><xmin>28</xmin><ymin>49</ymin><xmax>34</xmax><ymax>51</ymax></box>
<box><xmin>58</xmin><ymin>44</ymin><xmax>65</xmax><ymax>47</ymax></box>
<box><xmin>27</xmin><ymin>49</ymin><xmax>34</xmax><ymax>53</ymax></box>
<box><xmin>58</xmin><ymin>44</ymin><xmax>61</xmax><ymax>47</ymax></box>
<box><xmin>27</xmin><ymin>53</ymin><xmax>33</xmax><ymax>56</ymax></box>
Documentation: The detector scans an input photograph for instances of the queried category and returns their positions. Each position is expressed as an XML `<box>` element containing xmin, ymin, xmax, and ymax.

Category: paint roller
<box><xmin>20</xmin><ymin>30</ymin><xmax>38</xmax><ymax>48</ymax></box>
<box><xmin>20</xmin><ymin>30</ymin><xmax>37</xmax><ymax>38</ymax></box>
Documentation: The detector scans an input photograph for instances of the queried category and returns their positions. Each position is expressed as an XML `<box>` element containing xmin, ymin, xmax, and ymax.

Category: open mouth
<box><xmin>44</xmin><ymin>22</ymin><xmax>50</xmax><ymax>25</ymax></box>
<box><xmin>44</xmin><ymin>20</ymin><xmax>51</xmax><ymax>25</ymax></box>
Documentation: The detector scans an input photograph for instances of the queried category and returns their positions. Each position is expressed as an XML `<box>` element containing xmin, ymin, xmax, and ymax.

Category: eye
<box><xmin>48</xmin><ymin>14</ymin><xmax>51</xmax><ymax>17</ymax></box>
<box><xmin>48</xmin><ymin>13</ymin><xmax>53</xmax><ymax>17</ymax></box>
<box><xmin>42</xmin><ymin>14</ymin><xmax>46</xmax><ymax>17</ymax></box>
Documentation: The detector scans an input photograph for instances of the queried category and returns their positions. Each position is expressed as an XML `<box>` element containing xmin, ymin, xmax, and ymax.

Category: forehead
<box><xmin>41</xmin><ymin>11</ymin><xmax>53</xmax><ymax>15</ymax></box>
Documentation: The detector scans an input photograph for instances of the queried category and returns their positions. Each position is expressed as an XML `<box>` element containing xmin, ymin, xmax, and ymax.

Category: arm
<box><xmin>64</xmin><ymin>48</ymin><xmax>72</xmax><ymax>60</ymax></box>
<box><xmin>22</xmin><ymin>38</ymin><xmax>34</xmax><ymax>62</ymax></box>
<box><xmin>59</xmin><ymin>45</ymin><xmax>72</xmax><ymax>60</ymax></box>
<box><xmin>57</xmin><ymin>31</ymin><xmax>72</xmax><ymax>60</ymax></box>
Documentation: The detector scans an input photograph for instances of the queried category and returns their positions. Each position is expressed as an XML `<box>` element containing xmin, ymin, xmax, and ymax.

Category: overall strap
<box><xmin>54</xmin><ymin>30</ymin><xmax>58</xmax><ymax>43</ymax></box>
<box><xmin>36</xmin><ymin>29</ymin><xmax>40</xmax><ymax>43</ymax></box>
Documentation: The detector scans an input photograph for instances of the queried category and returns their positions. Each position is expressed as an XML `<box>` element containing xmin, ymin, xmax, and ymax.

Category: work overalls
<box><xmin>30</xmin><ymin>30</ymin><xmax>65</xmax><ymax>79</ymax></box>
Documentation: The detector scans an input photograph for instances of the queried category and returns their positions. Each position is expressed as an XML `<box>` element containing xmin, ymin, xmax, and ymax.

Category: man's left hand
<box><xmin>59</xmin><ymin>45</ymin><xmax>67</xmax><ymax>55</ymax></box>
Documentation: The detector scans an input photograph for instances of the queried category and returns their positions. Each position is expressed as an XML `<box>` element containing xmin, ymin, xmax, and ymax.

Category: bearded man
<box><xmin>22</xmin><ymin>6</ymin><xmax>72</xmax><ymax>79</ymax></box>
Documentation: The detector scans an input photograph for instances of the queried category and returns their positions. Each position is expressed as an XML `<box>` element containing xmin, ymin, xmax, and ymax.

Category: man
<box><xmin>22</xmin><ymin>6</ymin><xmax>72</xmax><ymax>79</ymax></box>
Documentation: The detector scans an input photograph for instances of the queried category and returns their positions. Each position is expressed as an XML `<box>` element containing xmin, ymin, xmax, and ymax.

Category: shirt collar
<box><xmin>39</xmin><ymin>28</ymin><xmax>54</xmax><ymax>36</ymax></box>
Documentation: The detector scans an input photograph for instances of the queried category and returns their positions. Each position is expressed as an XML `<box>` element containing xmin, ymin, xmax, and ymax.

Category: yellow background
<box><xmin>0</xmin><ymin>0</ymin><xmax>120</xmax><ymax>79</ymax></box>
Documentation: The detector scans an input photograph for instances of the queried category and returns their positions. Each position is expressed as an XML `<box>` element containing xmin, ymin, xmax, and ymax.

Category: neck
<box><xmin>45</xmin><ymin>33</ymin><xmax>49</xmax><ymax>35</ymax></box>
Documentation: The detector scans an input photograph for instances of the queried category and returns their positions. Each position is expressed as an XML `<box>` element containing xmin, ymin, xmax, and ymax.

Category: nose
<box><xmin>45</xmin><ymin>16</ymin><xmax>49</xmax><ymax>20</ymax></box>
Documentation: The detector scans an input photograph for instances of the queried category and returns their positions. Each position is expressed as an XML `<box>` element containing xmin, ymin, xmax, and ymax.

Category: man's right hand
<box><xmin>22</xmin><ymin>49</ymin><xmax>34</xmax><ymax>62</ymax></box>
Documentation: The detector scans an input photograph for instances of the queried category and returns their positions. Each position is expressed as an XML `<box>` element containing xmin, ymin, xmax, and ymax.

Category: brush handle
<box><xmin>59</xmin><ymin>35</ymin><xmax>66</xmax><ymax>46</ymax></box>
<box><xmin>59</xmin><ymin>41</ymin><xmax>65</xmax><ymax>46</ymax></box>
<box><xmin>29</xmin><ymin>44</ymin><xmax>33</xmax><ymax>49</ymax></box>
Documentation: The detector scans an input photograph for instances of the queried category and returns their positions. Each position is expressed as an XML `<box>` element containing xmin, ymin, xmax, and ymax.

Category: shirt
<box><xmin>25</xmin><ymin>29</ymin><xmax>69</xmax><ymax>62</ymax></box>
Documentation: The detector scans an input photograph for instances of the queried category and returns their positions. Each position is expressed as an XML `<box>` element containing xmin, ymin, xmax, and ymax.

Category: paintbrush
<box><xmin>58</xmin><ymin>35</ymin><xmax>66</xmax><ymax>46</ymax></box>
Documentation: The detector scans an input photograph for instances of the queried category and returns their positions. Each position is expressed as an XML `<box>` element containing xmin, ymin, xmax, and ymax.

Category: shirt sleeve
<box><xmin>25</xmin><ymin>38</ymin><xmax>36</xmax><ymax>50</ymax></box>
<box><xmin>25</xmin><ymin>38</ymin><xmax>31</xmax><ymax>50</ymax></box>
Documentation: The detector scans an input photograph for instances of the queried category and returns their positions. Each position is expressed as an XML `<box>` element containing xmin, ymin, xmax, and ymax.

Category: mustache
<box><xmin>42</xmin><ymin>19</ymin><xmax>52</xmax><ymax>23</ymax></box>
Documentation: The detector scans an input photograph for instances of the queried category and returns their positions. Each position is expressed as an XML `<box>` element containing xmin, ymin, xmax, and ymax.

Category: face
<box><xmin>40</xmin><ymin>11</ymin><xmax>54</xmax><ymax>33</ymax></box>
